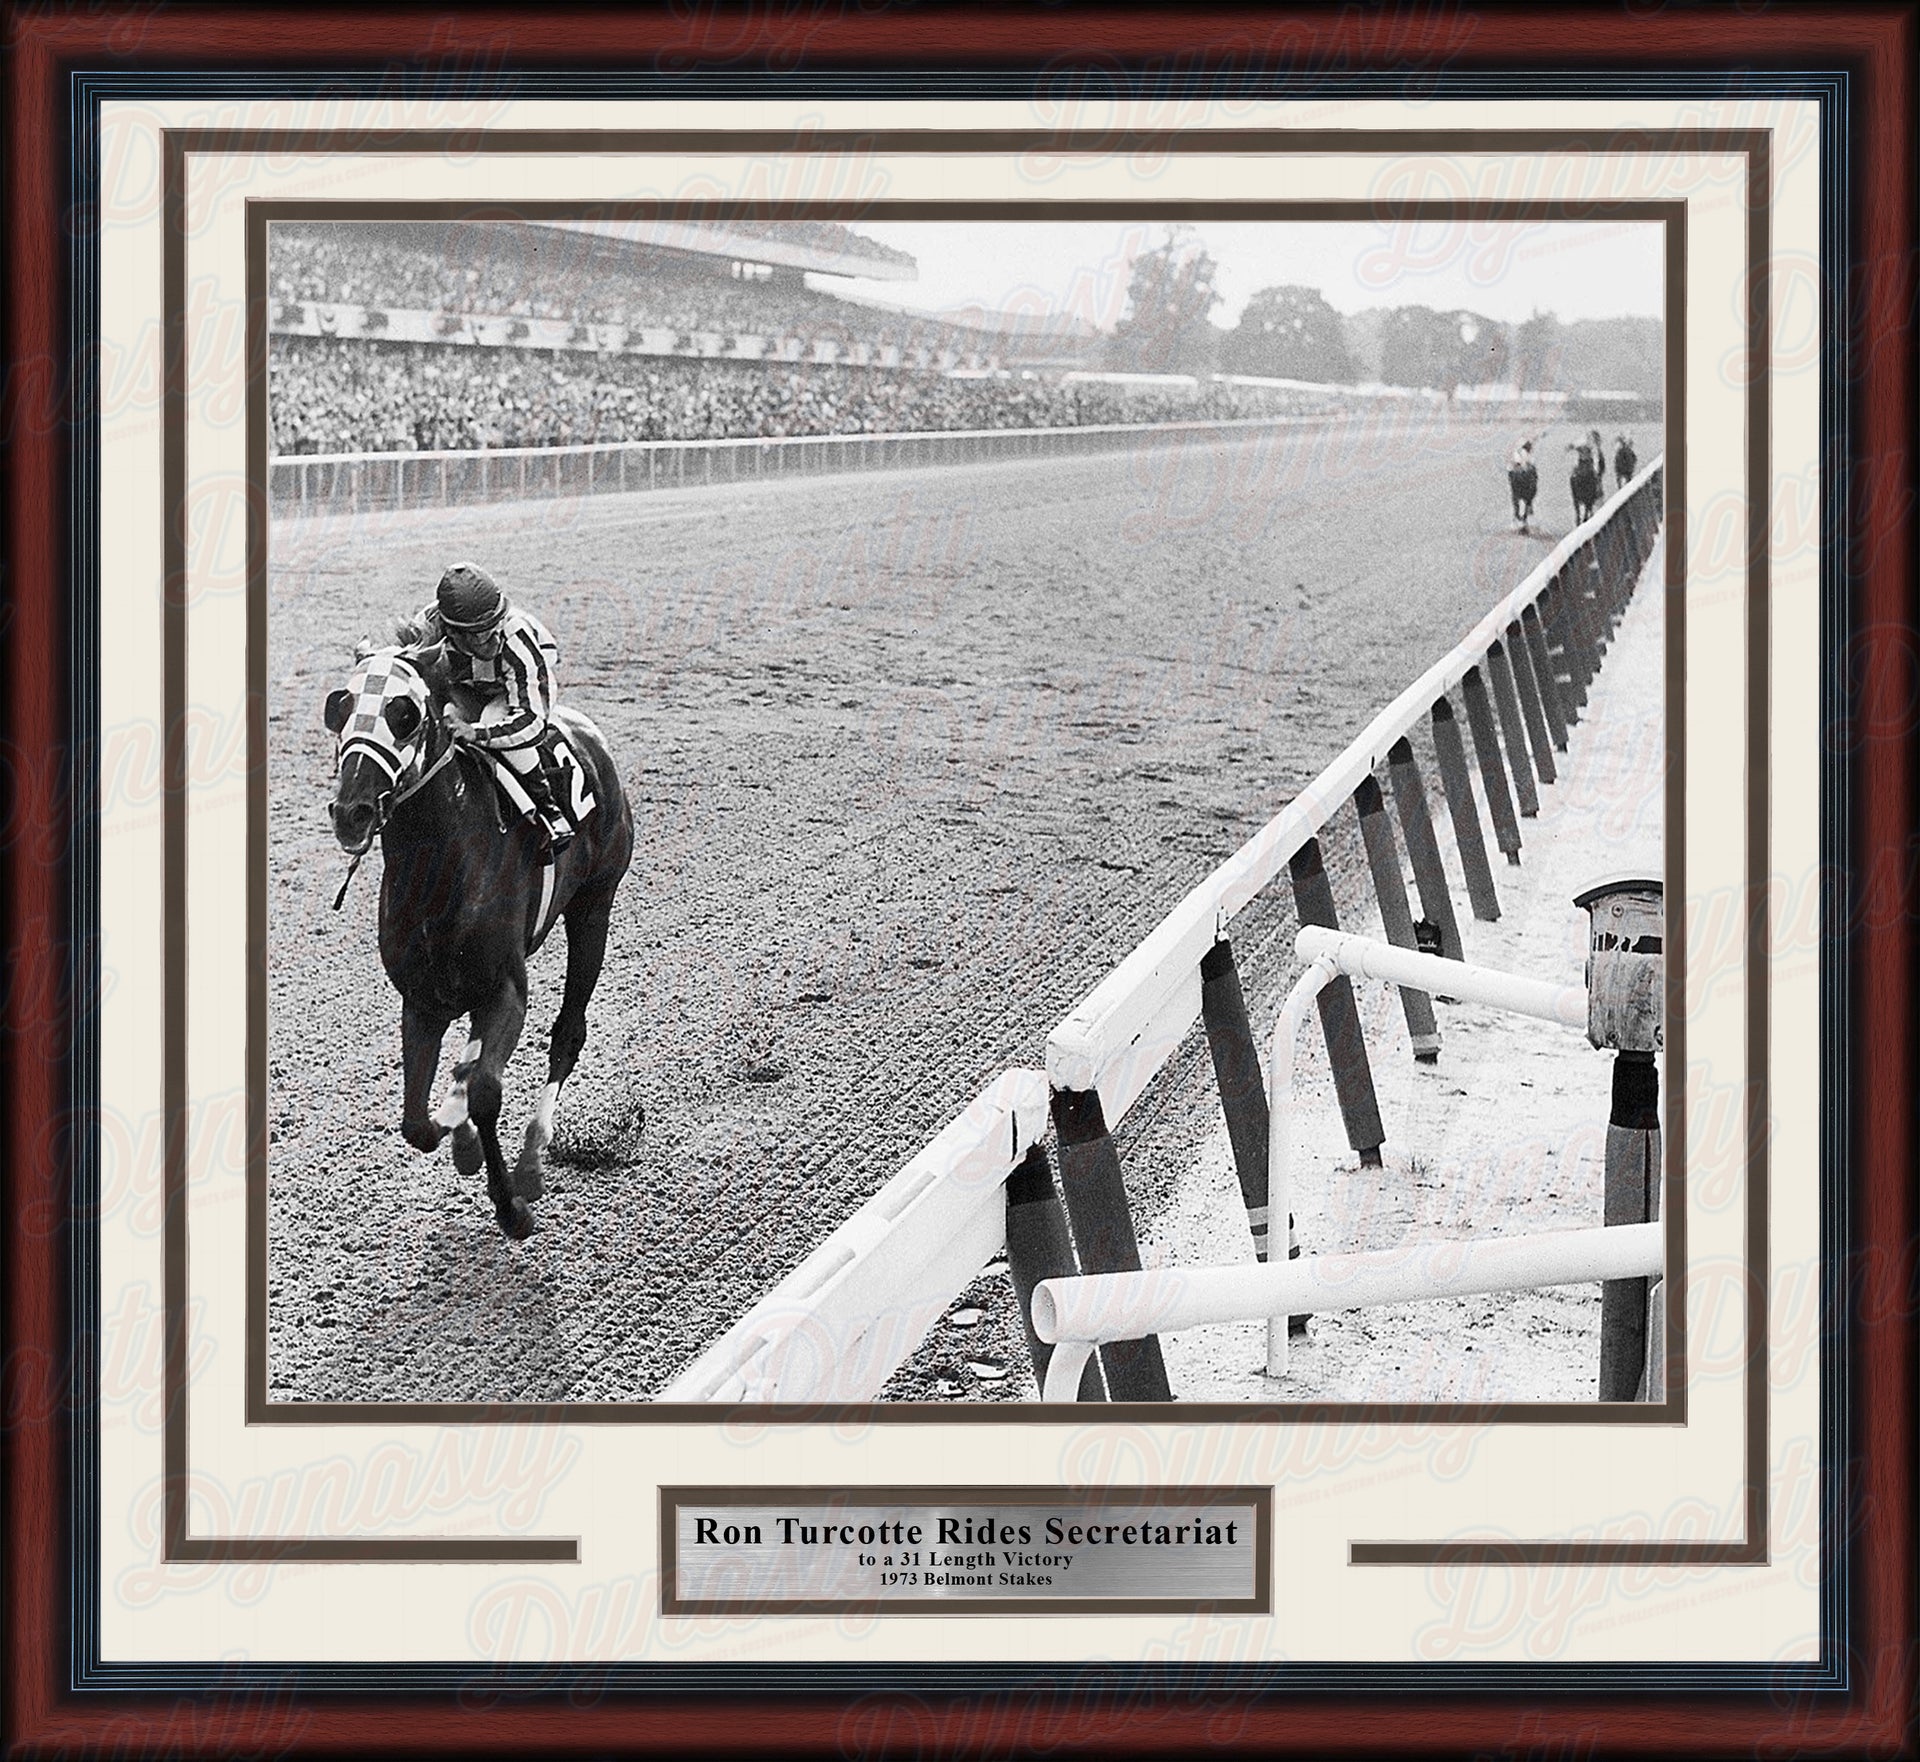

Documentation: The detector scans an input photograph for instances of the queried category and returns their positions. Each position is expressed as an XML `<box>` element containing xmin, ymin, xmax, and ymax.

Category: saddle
<box><xmin>474</xmin><ymin>724</ymin><xmax>598</xmax><ymax>836</ymax></box>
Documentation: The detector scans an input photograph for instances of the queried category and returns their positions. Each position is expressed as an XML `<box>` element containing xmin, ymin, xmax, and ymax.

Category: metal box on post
<box><xmin>1573</xmin><ymin>875</ymin><xmax>1663</xmax><ymax>1054</ymax></box>
<box><xmin>1573</xmin><ymin>873</ymin><xmax>1664</xmax><ymax>1401</ymax></box>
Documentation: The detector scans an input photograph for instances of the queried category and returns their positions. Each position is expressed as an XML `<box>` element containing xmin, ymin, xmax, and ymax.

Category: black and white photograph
<box><xmin>266</xmin><ymin>212</ymin><xmax>1666</xmax><ymax>1409</ymax></box>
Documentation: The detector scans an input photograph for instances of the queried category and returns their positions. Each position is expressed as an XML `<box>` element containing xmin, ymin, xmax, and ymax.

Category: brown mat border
<box><xmin>153</xmin><ymin>128</ymin><xmax>1755</xmax><ymax>1569</ymax></box>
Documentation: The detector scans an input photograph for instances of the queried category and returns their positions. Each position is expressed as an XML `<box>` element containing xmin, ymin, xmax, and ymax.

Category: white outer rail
<box><xmin>1027</xmin><ymin>928</ymin><xmax>1618</xmax><ymax>1402</ymax></box>
<box><xmin>1263</xmin><ymin>929</ymin><xmax>1590</xmax><ymax>1377</ymax></box>
<box><xmin>1044</xmin><ymin>456</ymin><xmax>1662</xmax><ymax>1127</ymax></box>
<box><xmin>1293</xmin><ymin>926</ymin><xmax>1588</xmax><ymax>1031</ymax></box>
<box><xmin>1031</xmin><ymin>1222</ymin><xmax>1664</xmax><ymax>1402</ymax></box>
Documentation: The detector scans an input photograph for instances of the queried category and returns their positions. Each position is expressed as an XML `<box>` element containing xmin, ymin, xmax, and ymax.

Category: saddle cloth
<box><xmin>480</xmin><ymin>723</ymin><xmax>598</xmax><ymax>833</ymax></box>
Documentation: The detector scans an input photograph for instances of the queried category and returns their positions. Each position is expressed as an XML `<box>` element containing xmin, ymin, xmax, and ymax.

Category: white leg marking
<box><xmin>433</xmin><ymin>1038</ymin><xmax>484</xmax><ymax>1130</ymax></box>
<box><xmin>535</xmin><ymin>1081</ymin><xmax>561</xmax><ymax>1143</ymax></box>
<box><xmin>533</xmin><ymin>864</ymin><xmax>557</xmax><ymax>948</ymax></box>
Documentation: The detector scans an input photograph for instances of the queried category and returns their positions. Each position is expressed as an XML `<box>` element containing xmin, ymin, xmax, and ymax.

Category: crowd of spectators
<box><xmin>269</xmin><ymin>334</ymin><xmax>1325</xmax><ymax>455</ymax></box>
<box><xmin>271</xmin><ymin>222</ymin><xmax>997</xmax><ymax>361</ymax></box>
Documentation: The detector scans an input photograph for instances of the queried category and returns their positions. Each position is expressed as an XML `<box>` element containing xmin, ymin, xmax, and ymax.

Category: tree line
<box><xmin>1101</xmin><ymin>228</ymin><xmax>1662</xmax><ymax>396</ymax></box>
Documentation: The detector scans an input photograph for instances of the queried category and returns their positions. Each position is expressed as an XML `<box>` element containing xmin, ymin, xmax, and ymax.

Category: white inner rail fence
<box><xmin>268</xmin><ymin>410</ymin><xmax>1348</xmax><ymax>515</ymax></box>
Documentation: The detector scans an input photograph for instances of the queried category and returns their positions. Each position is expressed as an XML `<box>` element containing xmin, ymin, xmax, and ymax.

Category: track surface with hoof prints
<box><xmin>266</xmin><ymin>414</ymin><xmax>1607</xmax><ymax>1402</ymax></box>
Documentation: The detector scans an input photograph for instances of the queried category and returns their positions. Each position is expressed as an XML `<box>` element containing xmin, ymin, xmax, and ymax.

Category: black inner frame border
<box><xmin>241</xmin><ymin>189</ymin><xmax>1691</xmax><ymax>1447</ymax></box>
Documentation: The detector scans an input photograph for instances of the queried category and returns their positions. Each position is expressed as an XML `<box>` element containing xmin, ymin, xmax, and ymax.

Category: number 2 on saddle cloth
<box><xmin>455</xmin><ymin>690</ymin><xmax>598</xmax><ymax>835</ymax></box>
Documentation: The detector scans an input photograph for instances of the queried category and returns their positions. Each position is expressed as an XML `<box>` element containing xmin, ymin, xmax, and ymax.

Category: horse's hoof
<box><xmin>497</xmin><ymin>1200</ymin><xmax>535</xmax><ymax>1241</ymax></box>
<box><xmin>512</xmin><ymin>1153</ymin><xmax>545</xmax><ymax>1201</ymax></box>
<box><xmin>401</xmin><ymin>1119</ymin><xmax>444</xmax><ymax>1154</ymax></box>
<box><xmin>451</xmin><ymin>1126</ymin><xmax>482</xmax><ymax>1179</ymax></box>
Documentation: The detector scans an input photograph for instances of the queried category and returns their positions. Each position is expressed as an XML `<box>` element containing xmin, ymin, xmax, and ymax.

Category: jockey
<box><xmin>1509</xmin><ymin>437</ymin><xmax>1535</xmax><ymax>469</ymax></box>
<box><xmin>415</xmin><ymin>562</ymin><xmax>574</xmax><ymax>857</ymax></box>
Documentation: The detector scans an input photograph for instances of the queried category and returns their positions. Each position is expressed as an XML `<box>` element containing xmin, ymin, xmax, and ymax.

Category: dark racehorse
<box><xmin>1507</xmin><ymin>455</ymin><xmax>1539</xmax><ymax>530</ymax></box>
<box><xmin>325</xmin><ymin>644</ymin><xmax>635</xmax><ymax>1239</ymax></box>
<box><xmin>1613</xmin><ymin>436</ymin><xmax>1638</xmax><ymax>487</ymax></box>
<box><xmin>1568</xmin><ymin>443</ymin><xmax>1603</xmax><ymax>524</ymax></box>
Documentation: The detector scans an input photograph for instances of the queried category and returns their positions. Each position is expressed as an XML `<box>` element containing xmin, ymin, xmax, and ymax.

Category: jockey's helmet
<box><xmin>436</xmin><ymin>563</ymin><xmax>507</xmax><ymax>634</ymax></box>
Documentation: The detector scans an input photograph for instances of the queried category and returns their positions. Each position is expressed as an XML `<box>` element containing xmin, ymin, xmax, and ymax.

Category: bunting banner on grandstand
<box><xmin>11</xmin><ymin>23</ymin><xmax>1908</xmax><ymax>1758</ymax></box>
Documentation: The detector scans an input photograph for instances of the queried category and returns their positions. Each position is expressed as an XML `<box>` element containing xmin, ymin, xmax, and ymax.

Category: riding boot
<box><xmin>519</xmin><ymin>764</ymin><xmax>574</xmax><ymax>861</ymax></box>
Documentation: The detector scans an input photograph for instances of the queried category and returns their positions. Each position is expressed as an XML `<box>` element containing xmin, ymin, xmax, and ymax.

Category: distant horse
<box><xmin>325</xmin><ymin>644</ymin><xmax>636</xmax><ymax>1239</ymax></box>
<box><xmin>1507</xmin><ymin>455</ymin><xmax>1539</xmax><ymax>530</ymax></box>
<box><xmin>1568</xmin><ymin>443</ymin><xmax>1603</xmax><ymax>524</ymax></box>
<box><xmin>1613</xmin><ymin>436</ymin><xmax>1638</xmax><ymax>487</ymax></box>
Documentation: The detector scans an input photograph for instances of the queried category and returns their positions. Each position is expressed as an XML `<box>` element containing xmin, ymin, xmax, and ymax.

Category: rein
<box><xmin>331</xmin><ymin>732</ymin><xmax>465</xmax><ymax>911</ymax></box>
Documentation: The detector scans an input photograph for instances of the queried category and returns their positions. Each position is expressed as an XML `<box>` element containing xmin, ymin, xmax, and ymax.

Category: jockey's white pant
<box><xmin>478</xmin><ymin>697</ymin><xmax>542</xmax><ymax>775</ymax></box>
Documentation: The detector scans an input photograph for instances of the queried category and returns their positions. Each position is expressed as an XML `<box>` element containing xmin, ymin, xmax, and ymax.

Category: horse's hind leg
<box><xmin>516</xmin><ymin>886</ymin><xmax>620</xmax><ymax>1197</ymax></box>
<box><xmin>468</xmin><ymin>977</ymin><xmax>533</xmax><ymax>1239</ymax></box>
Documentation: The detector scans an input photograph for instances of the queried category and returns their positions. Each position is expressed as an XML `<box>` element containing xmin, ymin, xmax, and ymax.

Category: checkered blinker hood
<box><xmin>328</xmin><ymin>650</ymin><xmax>432</xmax><ymax>787</ymax></box>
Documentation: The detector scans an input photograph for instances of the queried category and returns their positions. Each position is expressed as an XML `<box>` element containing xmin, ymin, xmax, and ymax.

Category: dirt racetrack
<box><xmin>266</xmin><ymin>412</ymin><xmax>1606</xmax><ymax>1403</ymax></box>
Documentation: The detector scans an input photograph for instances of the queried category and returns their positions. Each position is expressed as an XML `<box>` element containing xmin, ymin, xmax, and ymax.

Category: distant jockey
<box><xmin>411</xmin><ymin>563</ymin><xmax>574</xmax><ymax>857</ymax></box>
<box><xmin>1507</xmin><ymin>438</ymin><xmax>1540</xmax><ymax>527</ymax></box>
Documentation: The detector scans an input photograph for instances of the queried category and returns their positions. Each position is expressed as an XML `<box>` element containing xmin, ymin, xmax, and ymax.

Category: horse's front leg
<box><xmin>465</xmin><ymin>974</ymin><xmax>531</xmax><ymax>1240</ymax></box>
<box><xmin>400</xmin><ymin>1003</ymin><xmax>451</xmax><ymax>1153</ymax></box>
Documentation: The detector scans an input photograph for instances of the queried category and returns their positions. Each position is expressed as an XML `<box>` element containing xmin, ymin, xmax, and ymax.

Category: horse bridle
<box><xmin>330</xmin><ymin>710</ymin><xmax>464</xmax><ymax>909</ymax></box>
<box><xmin>337</xmin><ymin>725</ymin><xmax>460</xmax><ymax>823</ymax></box>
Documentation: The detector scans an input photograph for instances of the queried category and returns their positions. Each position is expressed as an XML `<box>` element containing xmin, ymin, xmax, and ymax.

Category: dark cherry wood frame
<box><xmin>5</xmin><ymin>6</ymin><xmax>1913</xmax><ymax>1756</ymax></box>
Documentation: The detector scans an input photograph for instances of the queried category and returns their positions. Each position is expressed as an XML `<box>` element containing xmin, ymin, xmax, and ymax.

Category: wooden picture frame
<box><xmin>4</xmin><ymin>6</ymin><xmax>1912</xmax><ymax>1754</ymax></box>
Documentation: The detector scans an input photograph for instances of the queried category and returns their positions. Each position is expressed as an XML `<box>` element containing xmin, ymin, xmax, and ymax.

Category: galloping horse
<box><xmin>325</xmin><ymin>643</ymin><xmax>635</xmax><ymax>1239</ymax></box>
<box><xmin>1613</xmin><ymin>435</ymin><xmax>1638</xmax><ymax>488</ymax></box>
<box><xmin>1506</xmin><ymin>454</ymin><xmax>1539</xmax><ymax>530</ymax></box>
<box><xmin>1568</xmin><ymin>443</ymin><xmax>1603</xmax><ymax>524</ymax></box>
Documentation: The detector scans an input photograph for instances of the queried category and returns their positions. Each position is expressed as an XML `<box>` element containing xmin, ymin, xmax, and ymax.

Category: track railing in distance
<box><xmin>657</xmin><ymin>1069</ymin><xmax>1049</xmax><ymax>1404</ymax></box>
<box><xmin>268</xmin><ymin>410</ymin><xmax>1344</xmax><ymax>515</ymax></box>
<box><xmin>1046</xmin><ymin>456</ymin><xmax>1664</xmax><ymax>1129</ymax></box>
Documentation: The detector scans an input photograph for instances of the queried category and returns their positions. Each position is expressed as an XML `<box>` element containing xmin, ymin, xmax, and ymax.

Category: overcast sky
<box><xmin>825</xmin><ymin>220</ymin><xmax>1663</xmax><ymax>331</ymax></box>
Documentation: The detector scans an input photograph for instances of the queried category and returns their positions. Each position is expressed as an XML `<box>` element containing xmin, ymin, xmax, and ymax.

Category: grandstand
<box><xmin>266</xmin><ymin>219</ymin><xmax>1343</xmax><ymax>457</ymax></box>
<box><xmin>270</xmin><ymin>219</ymin><xmax>1020</xmax><ymax>374</ymax></box>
